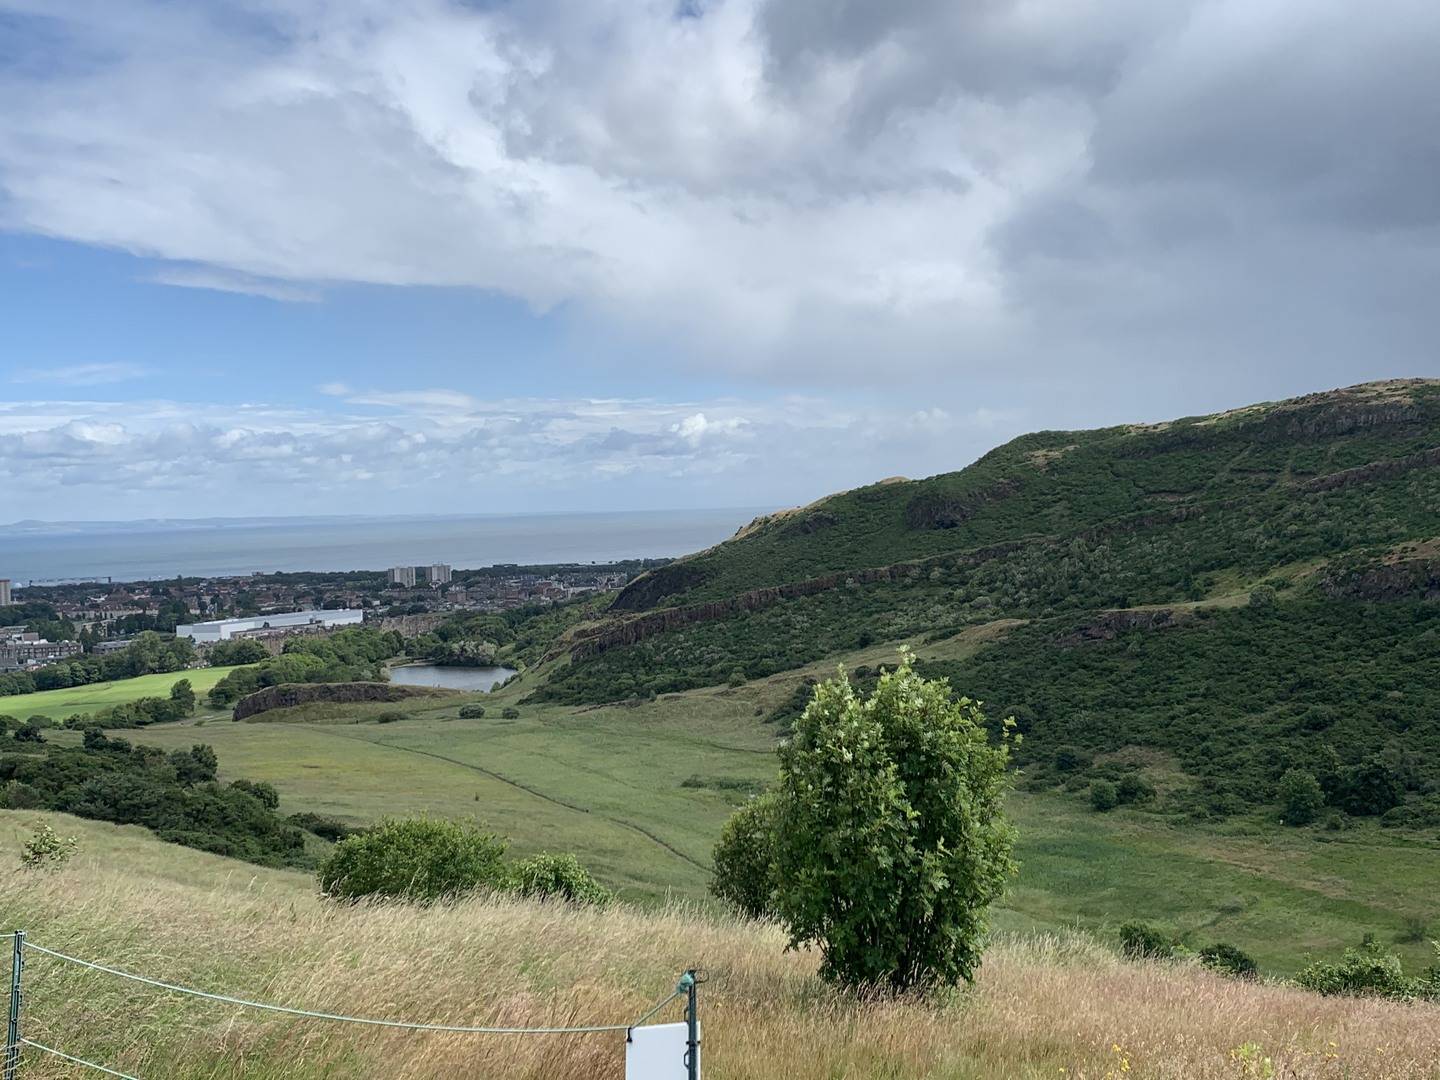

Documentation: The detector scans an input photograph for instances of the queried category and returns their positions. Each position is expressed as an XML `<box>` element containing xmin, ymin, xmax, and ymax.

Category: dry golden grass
<box><xmin>3</xmin><ymin>812</ymin><xmax>1439</xmax><ymax>1079</ymax></box>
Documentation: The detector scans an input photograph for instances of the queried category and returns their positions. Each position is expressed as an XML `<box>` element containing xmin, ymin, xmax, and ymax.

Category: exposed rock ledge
<box><xmin>233</xmin><ymin>681</ymin><xmax>451</xmax><ymax>720</ymax></box>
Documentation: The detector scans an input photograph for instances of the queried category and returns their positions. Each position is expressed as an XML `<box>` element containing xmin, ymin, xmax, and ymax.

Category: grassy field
<box><xmin>91</xmin><ymin>640</ymin><xmax>1440</xmax><ymax>975</ymax></box>
<box><xmin>0</xmin><ymin>666</ymin><xmax>241</xmax><ymax>723</ymax></box>
<box><xmin>2</xmin><ymin>809</ymin><xmax>1438</xmax><ymax>1080</ymax></box>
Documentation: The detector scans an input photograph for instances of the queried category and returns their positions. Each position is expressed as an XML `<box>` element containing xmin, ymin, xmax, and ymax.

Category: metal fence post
<box><xmin>682</xmin><ymin>969</ymin><xmax>699</xmax><ymax>1080</ymax></box>
<box><xmin>5</xmin><ymin>930</ymin><xmax>24</xmax><ymax>1080</ymax></box>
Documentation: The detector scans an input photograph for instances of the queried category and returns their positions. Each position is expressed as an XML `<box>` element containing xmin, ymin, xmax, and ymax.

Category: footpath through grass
<box><xmin>0</xmin><ymin>666</ymin><xmax>240</xmax><ymax>723</ymax></box>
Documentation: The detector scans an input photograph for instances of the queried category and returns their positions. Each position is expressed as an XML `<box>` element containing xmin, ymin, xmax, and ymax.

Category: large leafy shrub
<box><xmin>1294</xmin><ymin>939</ymin><xmax>1426</xmax><ymax>999</ymax></box>
<box><xmin>764</xmin><ymin>654</ymin><xmax>1016</xmax><ymax>992</ymax></box>
<box><xmin>1119</xmin><ymin>920</ymin><xmax>1174</xmax><ymax>960</ymax></box>
<box><xmin>318</xmin><ymin>818</ymin><xmax>508</xmax><ymax>904</ymax></box>
<box><xmin>1199</xmin><ymin>943</ymin><xmax>1258</xmax><ymax>979</ymax></box>
<box><xmin>508</xmin><ymin>852</ymin><xmax>611</xmax><ymax>906</ymax></box>
<box><xmin>1090</xmin><ymin>780</ymin><xmax>1119</xmax><ymax>812</ymax></box>
<box><xmin>710</xmin><ymin>793</ymin><xmax>778</xmax><ymax>919</ymax></box>
<box><xmin>1277</xmin><ymin>768</ymin><xmax>1324</xmax><ymax>825</ymax></box>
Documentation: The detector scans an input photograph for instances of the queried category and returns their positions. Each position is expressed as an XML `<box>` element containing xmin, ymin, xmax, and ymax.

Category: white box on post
<box><xmin>625</xmin><ymin>1021</ymin><xmax>697</xmax><ymax>1079</ymax></box>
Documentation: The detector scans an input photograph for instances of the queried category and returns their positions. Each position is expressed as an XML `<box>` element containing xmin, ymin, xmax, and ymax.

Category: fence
<box><xmin>3</xmin><ymin>930</ymin><xmax>700</xmax><ymax>1079</ymax></box>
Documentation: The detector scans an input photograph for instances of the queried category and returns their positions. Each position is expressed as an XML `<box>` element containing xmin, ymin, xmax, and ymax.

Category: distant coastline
<box><xmin>0</xmin><ymin>507</ymin><xmax>768</xmax><ymax>585</ymax></box>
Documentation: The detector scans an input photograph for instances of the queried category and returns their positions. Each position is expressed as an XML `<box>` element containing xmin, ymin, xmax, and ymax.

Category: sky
<box><xmin>2</xmin><ymin>0</ymin><xmax>1438</xmax><ymax>522</ymax></box>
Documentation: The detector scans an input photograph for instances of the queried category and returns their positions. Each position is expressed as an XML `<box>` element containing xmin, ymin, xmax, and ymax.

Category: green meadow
<box><xmin>0</xmin><ymin>665</ymin><xmax>241</xmax><ymax>723</ymax></box>
<box><xmin>95</xmin><ymin>650</ymin><xmax>1439</xmax><ymax>976</ymax></box>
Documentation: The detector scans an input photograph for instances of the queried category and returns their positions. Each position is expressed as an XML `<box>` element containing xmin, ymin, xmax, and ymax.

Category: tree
<box><xmin>170</xmin><ymin>678</ymin><xmax>197</xmax><ymax>715</ymax></box>
<box><xmin>1277</xmin><ymin>768</ymin><xmax>1324</xmax><ymax>825</ymax></box>
<box><xmin>710</xmin><ymin>793</ymin><xmax>778</xmax><ymax>919</ymax></box>
<box><xmin>1334</xmin><ymin>756</ymin><xmax>1404</xmax><ymax>817</ymax></box>
<box><xmin>767</xmin><ymin>653</ymin><xmax>1016</xmax><ymax>992</ymax></box>
<box><xmin>318</xmin><ymin>817</ymin><xmax>508</xmax><ymax>904</ymax></box>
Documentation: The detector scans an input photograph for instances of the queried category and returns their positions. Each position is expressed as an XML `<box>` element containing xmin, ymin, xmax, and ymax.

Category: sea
<box><xmin>0</xmin><ymin>508</ymin><xmax>766</xmax><ymax>585</ymax></box>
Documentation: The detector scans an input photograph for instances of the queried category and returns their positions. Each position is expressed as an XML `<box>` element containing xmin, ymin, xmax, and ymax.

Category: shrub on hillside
<box><xmin>1116</xmin><ymin>774</ymin><xmax>1156</xmax><ymax>805</ymax></box>
<box><xmin>765</xmin><ymin>653</ymin><xmax>1016</xmax><ymax>992</ymax></box>
<box><xmin>500</xmin><ymin>707</ymin><xmax>520</xmax><ymax>720</ymax></box>
<box><xmin>1090</xmin><ymin>780</ymin><xmax>1119</xmax><ymax>812</ymax></box>
<box><xmin>375</xmin><ymin>711</ymin><xmax>406</xmax><ymax>724</ymax></box>
<box><xmin>1119</xmin><ymin>921</ymin><xmax>1174</xmax><ymax>961</ymax></box>
<box><xmin>458</xmin><ymin>704</ymin><xmax>486</xmax><ymax>719</ymax></box>
<box><xmin>230</xmin><ymin>779</ymin><xmax>279</xmax><ymax>810</ymax></box>
<box><xmin>287</xmin><ymin>812</ymin><xmax>360</xmax><ymax>843</ymax></box>
<box><xmin>1199</xmin><ymin>943</ymin><xmax>1258</xmax><ymax>979</ymax></box>
<box><xmin>710</xmin><ymin>793</ymin><xmax>778</xmax><ymax>919</ymax></box>
<box><xmin>1277</xmin><ymin>768</ymin><xmax>1324</xmax><ymax>825</ymax></box>
<box><xmin>317</xmin><ymin>817</ymin><xmax>508</xmax><ymax>904</ymax></box>
<box><xmin>19</xmin><ymin>822</ymin><xmax>78</xmax><ymax>871</ymax></box>
<box><xmin>1294</xmin><ymin>939</ymin><xmax>1426</xmax><ymax>1000</ymax></box>
<box><xmin>508</xmin><ymin>852</ymin><xmax>611</xmax><ymax>906</ymax></box>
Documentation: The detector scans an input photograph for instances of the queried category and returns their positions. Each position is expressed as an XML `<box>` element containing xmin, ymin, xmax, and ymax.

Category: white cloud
<box><xmin>147</xmin><ymin>267</ymin><xmax>320</xmax><ymax>303</ymax></box>
<box><xmin>0</xmin><ymin>0</ymin><xmax>1434</xmax><ymax>398</ymax></box>
<box><xmin>10</xmin><ymin>363</ymin><xmax>152</xmax><ymax>386</ymax></box>
<box><xmin>0</xmin><ymin>391</ymin><xmax>1028</xmax><ymax>517</ymax></box>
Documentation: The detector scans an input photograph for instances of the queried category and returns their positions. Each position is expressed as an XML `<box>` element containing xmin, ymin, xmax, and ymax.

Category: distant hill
<box><xmin>528</xmin><ymin>380</ymin><xmax>1440</xmax><ymax>826</ymax></box>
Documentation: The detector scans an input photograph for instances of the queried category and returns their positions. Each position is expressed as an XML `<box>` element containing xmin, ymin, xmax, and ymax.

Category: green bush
<box><xmin>1294</xmin><ymin>940</ymin><xmax>1422</xmax><ymax>999</ymax></box>
<box><xmin>500</xmin><ymin>707</ymin><xmax>520</xmax><ymax>720</ymax></box>
<box><xmin>458</xmin><ymin>704</ymin><xmax>487</xmax><ymax>719</ymax></box>
<box><xmin>19</xmin><ymin>823</ymin><xmax>78</xmax><ymax>871</ymax></box>
<box><xmin>770</xmin><ymin>654</ymin><xmax>1016</xmax><ymax>992</ymax></box>
<box><xmin>1199</xmin><ymin>943</ymin><xmax>1258</xmax><ymax>979</ymax></box>
<box><xmin>375</xmin><ymin>711</ymin><xmax>406</xmax><ymax>724</ymax></box>
<box><xmin>1090</xmin><ymin>780</ymin><xmax>1119</xmax><ymax>812</ymax></box>
<box><xmin>711</xmin><ymin>793</ymin><xmax>778</xmax><ymax>919</ymax></box>
<box><xmin>317</xmin><ymin>818</ymin><xmax>508</xmax><ymax>904</ymax></box>
<box><xmin>1119</xmin><ymin>920</ymin><xmax>1174</xmax><ymax>960</ymax></box>
<box><xmin>287</xmin><ymin>812</ymin><xmax>359</xmax><ymax>843</ymax></box>
<box><xmin>1277</xmin><ymin>768</ymin><xmax>1324</xmax><ymax>825</ymax></box>
<box><xmin>508</xmin><ymin>852</ymin><xmax>611</xmax><ymax>906</ymax></box>
<box><xmin>1116</xmin><ymin>774</ymin><xmax>1156</xmax><ymax>805</ymax></box>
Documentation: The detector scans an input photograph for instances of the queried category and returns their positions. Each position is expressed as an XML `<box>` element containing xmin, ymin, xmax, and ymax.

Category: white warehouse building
<box><xmin>174</xmin><ymin>609</ymin><xmax>364</xmax><ymax>644</ymax></box>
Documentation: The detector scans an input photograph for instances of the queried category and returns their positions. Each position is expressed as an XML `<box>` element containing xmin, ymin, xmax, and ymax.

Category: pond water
<box><xmin>388</xmin><ymin>664</ymin><xmax>516</xmax><ymax>692</ymax></box>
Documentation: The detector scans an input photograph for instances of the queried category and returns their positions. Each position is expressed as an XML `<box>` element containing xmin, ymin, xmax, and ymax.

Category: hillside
<box><xmin>98</xmin><ymin>630</ymin><xmax>1439</xmax><ymax>976</ymax></box>
<box><xmin>3</xmin><ymin>810</ymin><xmax>1438</xmax><ymax>1079</ymax></box>
<box><xmin>521</xmin><ymin>380</ymin><xmax>1440</xmax><ymax>829</ymax></box>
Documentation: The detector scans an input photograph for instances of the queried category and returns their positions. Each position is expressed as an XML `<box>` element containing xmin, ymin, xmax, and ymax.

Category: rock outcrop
<box><xmin>233</xmin><ymin>681</ymin><xmax>447</xmax><ymax>720</ymax></box>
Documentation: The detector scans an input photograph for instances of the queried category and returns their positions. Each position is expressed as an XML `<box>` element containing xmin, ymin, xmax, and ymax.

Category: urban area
<box><xmin>0</xmin><ymin>560</ymin><xmax>651</xmax><ymax>673</ymax></box>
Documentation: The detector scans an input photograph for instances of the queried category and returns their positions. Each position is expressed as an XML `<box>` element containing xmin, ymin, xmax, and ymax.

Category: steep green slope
<box><xmin>522</xmin><ymin>380</ymin><xmax>1440</xmax><ymax>829</ymax></box>
<box><xmin>609</xmin><ymin>379</ymin><xmax>1440</xmax><ymax>611</ymax></box>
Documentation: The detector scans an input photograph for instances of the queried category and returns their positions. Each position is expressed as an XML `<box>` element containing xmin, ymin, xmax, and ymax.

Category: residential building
<box><xmin>427</xmin><ymin>564</ymin><xmax>452</xmax><ymax>585</ymax></box>
<box><xmin>0</xmin><ymin>638</ymin><xmax>82</xmax><ymax>671</ymax></box>
<box><xmin>174</xmin><ymin>609</ymin><xmax>364</xmax><ymax>644</ymax></box>
<box><xmin>388</xmin><ymin>566</ymin><xmax>417</xmax><ymax>587</ymax></box>
<box><xmin>0</xmin><ymin>579</ymin><xmax>10</xmax><ymax>607</ymax></box>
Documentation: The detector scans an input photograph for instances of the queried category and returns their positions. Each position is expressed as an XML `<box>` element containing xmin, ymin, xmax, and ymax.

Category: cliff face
<box><xmin>1056</xmin><ymin>608</ymin><xmax>1192</xmax><ymax>647</ymax></box>
<box><xmin>1321</xmin><ymin>550</ymin><xmax>1440</xmax><ymax>602</ymax></box>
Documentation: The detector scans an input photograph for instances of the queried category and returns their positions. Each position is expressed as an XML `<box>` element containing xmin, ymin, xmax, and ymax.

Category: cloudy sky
<box><xmin>2</xmin><ymin>0</ymin><xmax>1437</xmax><ymax>521</ymax></box>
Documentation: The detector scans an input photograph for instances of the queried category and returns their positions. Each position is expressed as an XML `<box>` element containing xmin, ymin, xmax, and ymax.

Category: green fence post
<box><xmin>5</xmin><ymin>930</ymin><xmax>23</xmax><ymax>1080</ymax></box>
<box><xmin>682</xmin><ymin>969</ymin><xmax>699</xmax><ymax>1080</ymax></box>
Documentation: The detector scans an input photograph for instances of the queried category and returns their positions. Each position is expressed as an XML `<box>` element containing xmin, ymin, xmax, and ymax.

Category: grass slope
<box><xmin>2</xmin><ymin>810</ymin><xmax>1437</xmax><ymax>1080</ymax></box>
<box><xmin>0</xmin><ymin>666</ymin><xmax>240</xmax><ymax>723</ymax></box>
<box><xmin>96</xmin><ymin>652</ymin><xmax>1440</xmax><ymax>974</ymax></box>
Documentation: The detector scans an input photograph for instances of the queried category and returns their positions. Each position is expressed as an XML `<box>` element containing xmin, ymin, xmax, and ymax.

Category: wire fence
<box><xmin>4</xmin><ymin>929</ymin><xmax>699</xmax><ymax>1079</ymax></box>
